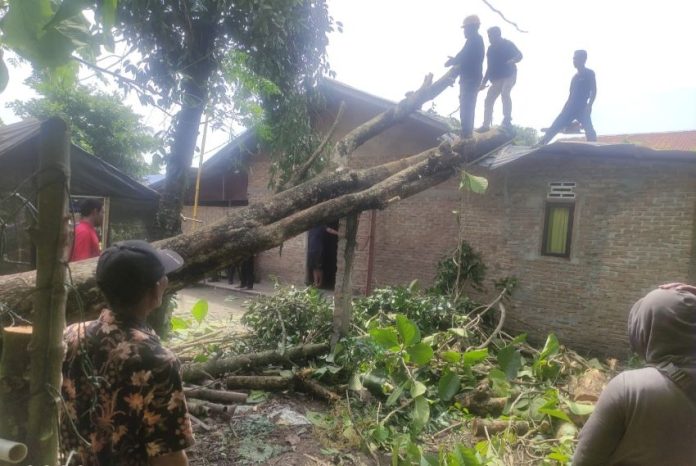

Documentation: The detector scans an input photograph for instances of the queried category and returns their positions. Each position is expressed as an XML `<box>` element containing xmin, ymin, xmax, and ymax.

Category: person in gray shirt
<box><xmin>573</xmin><ymin>285</ymin><xmax>696</xmax><ymax>465</ymax></box>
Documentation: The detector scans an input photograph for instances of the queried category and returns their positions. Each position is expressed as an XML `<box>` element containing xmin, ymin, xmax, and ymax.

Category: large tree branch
<box><xmin>0</xmin><ymin>129</ymin><xmax>511</xmax><ymax>322</ymax></box>
<box><xmin>333</xmin><ymin>69</ymin><xmax>459</xmax><ymax>158</ymax></box>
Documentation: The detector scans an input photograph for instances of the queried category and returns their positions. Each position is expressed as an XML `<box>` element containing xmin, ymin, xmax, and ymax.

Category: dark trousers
<box><xmin>239</xmin><ymin>256</ymin><xmax>254</xmax><ymax>289</ymax></box>
<box><xmin>459</xmin><ymin>78</ymin><xmax>481</xmax><ymax>138</ymax></box>
<box><xmin>540</xmin><ymin>103</ymin><xmax>596</xmax><ymax>144</ymax></box>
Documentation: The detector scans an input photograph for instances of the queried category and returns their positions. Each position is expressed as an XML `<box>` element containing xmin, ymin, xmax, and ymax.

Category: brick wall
<box><xmin>457</xmin><ymin>154</ymin><xmax>696</xmax><ymax>356</ymax></box>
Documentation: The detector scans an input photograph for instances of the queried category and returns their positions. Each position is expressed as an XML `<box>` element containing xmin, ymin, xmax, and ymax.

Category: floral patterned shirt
<box><xmin>60</xmin><ymin>309</ymin><xmax>194</xmax><ymax>465</ymax></box>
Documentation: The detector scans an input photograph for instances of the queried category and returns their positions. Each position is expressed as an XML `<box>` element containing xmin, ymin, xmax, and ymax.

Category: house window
<box><xmin>542</xmin><ymin>202</ymin><xmax>574</xmax><ymax>257</ymax></box>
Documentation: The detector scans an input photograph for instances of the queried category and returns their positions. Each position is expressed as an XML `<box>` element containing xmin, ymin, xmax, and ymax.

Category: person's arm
<box><xmin>150</xmin><ymin>450</ymin><xmax>188</xmax><ymax>466</ymax></box>
<box><xmin>508</xmin><ymin>42</ymin><xmax>522</xmax><ymax>64</ymax></box>
<box><xmin>325</xmin><ymin>227</ymin><xmax>338</xmax><ymax>236</ymax></box>
<box><xmin>660</xmin><ymin>283</ymin><xmax>696</xmax><ymax>294</ymax></box>
<box><xmin>445</xmin><ymin>46</ymin><xmax>465</xmax><ymax>67</ymax></box>
<box><xmin>572</xmin><ymin>374</ymin><xmax>626</xmax><ymax>465</ymax></box>
<box><xmin>587</xmin><ymin>70</ymin><xmax>597</xmax><ymax>108</ymax></box>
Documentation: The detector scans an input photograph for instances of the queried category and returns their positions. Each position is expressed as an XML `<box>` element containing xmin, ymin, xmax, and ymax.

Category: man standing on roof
<box><xmin>445</xmin><ymin>15</ymin><xmax>485</xmax><ymax>139</ymax></box>
<box><xmin>573</xmin><ymin>285</ymin><xmax>696</xmax><ymax>465</ymax></box>
<box><xmin>477</xmin><ymin>26</ymin><xmax>522</xmax><ymax>132</ymax></box>
<box><xmin>539</xmin><ymin>50</ymin><xmax>597</xmax><ymax>145</ymax></box>
<box><xmin>70</xmin><ymin>198</ymin><xmax>103</xmax><ymax>261</ymax></box>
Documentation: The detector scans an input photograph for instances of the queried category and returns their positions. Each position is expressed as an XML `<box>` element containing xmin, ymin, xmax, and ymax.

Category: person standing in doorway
<box><xmin>70</xmin><ymin>198</ymin><xmax>103</xmax><ymax>261</ymax></box>
<box><xmin>477</xmin><ymin>26</ymin><xmax>522</xmax><ymax>132</ymax></box>
<box><xmin>445</xmin><ymin>15</ymin><xmax>485</xmax><ymax>139</ymax></box>
<box><xmin>308</xmin><ymin>224</ymin><xmax>338</xmax><ymax>288</ymax></box>
<box><xmin>539</xmin><ymin>50</ymin><xmax>597</xmax><ymax>144</ymax></box>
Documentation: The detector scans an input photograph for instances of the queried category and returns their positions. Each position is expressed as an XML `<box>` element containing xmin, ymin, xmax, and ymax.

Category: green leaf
<box><xmin>539</xmin><ymin>407</ymin><xmax>571</xmax><ymax>422</ymax></box>
<box><xmin>246</xmin><ymin>390</ymin><xmax>269</xmax><ymax>404</ymax></box>
<box><xmin>100</xmin><ymin>0</ymin><xmax>118</xmax><ymax>30</ymax></box>
<box><xmin>411</xmin><ymin>380</ymin><xmax>427</xmax><ymax>398</ymax></box>
<box><xmin>44</xmin><ymin>0</ymin><xmax>90</xmax><ymax>30</ymax></box>
<box><xmin>411</xmin><ymin>396</ymin><xmax>430</xmax><ymax>432</ymax></box>
<box><xmin>370</xmin><ymin>327</ymin><xmax>399</xmax><ymax>350</ymax></box>
<box><xmin>547</xmin><ymin>451</ymin><xmax>570</xmax><ymax>462</ymax></box>
<box><xmin>459</xmin><ymin>171</ymin><xmax>488</xmax><ymax>194</ymax></box>
<box><xmin>386</xmin><ymin>382</ymin><xmax>405</xmax><ymax>406</ymax></box>
<box><xmin>450</xmin><ymin>445</ymin><xmax>482</xmax><ymax>466</ymax></box>
<box><xmin>497</xmin><ymin>345</ymin><xmax>522</xmax><ymax>380</ymax></box>
<box><xmin>441</xmin><ymin>351</ymin><xmax>462</xmax><ymax>364</ymax></box>
<box><xmin>306</xmin><ymin>410</ymin><xmax>333</xmax><ymax>429</ymax></box>
<box><xmin>191</xmin><ymin>299</ymin><xmax>208</xmax><ymax>324</ymax></box>
<box><xmin>563</xmin><ymin>399</ymin><xmax>595</xmax><ymax>416</ymax></box>
<box><xmin>438</xmin><ymin>369</ymin><xmax>461</xmax><ymax>401</ymax></box>
<box><xmin>170</xmin><ymin>316</ymin><xmax>189</xmax><ymax>330</ymax></box>
<box><xmin>0</xmin><ymin>57</ymin><xmax>8</xmax><ymax>93</ymax></box>
<box><xmin>396</xmin><ymin>314</ymin><xmax>420</xmax><ymax>346</ymax></box>
<box><xmin>407</xmin><ymin>343</ymin><xmax>434</xmax><ymax>366</ymax></box>
<box><xmin>488</xmin><ymin>368</ymin><xmax>512</xmax><ymax>397</ymax></box>
<box><xmin>462</xmin><ymin>348</ymin><xmax>489</xmax><ymax>366</ymax></box>
<box><xmin>539</xmin><ymin>333</ymin><xmax>560</xmax><ymax>360</ymax></box>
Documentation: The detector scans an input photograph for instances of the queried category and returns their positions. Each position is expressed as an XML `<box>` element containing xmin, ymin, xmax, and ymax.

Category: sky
<box><xmin>1</xmin><ymin>0</ymin><xmax>695</xmax><ymax>165</ymax></box>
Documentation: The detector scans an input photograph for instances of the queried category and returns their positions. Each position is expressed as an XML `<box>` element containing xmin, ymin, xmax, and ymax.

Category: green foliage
<box><xmin>353</xmin><ymin>285</ymin><xmax>474</xmax><ymax>335</ymax></box>
<box><xmin>241</xmin><ymin>285</ymin><xmax>333</xmax><ymax>350</ymax></box>
<box><xmin>432</xmin><ymin>240</ymin><xmax>487</xmax><ymax>296</ymax></box>
<box><xmin>8</xmin><ymin>81</ymin><xmax>158</xmax><ymax>177</ymax></box>
<box><xmin>512</xmin><ymin>125</ymin><xmax>539</xmax><ymax>146</ymax></box>
<box><xmin>459</xmin><ymin>172</ymin><xmax>488</xmax><ymax>194</ymax></box>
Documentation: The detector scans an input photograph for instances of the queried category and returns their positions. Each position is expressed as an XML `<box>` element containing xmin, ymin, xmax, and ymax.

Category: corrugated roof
<box><xmin>478</xmin><ymin>140</ymin><xmax>696</xmax><ymax>170</ymax></box>
<box><xmin>564</xmin><ymin>130</ymin><xmax>696</xmax><ymax>151</ymax></box>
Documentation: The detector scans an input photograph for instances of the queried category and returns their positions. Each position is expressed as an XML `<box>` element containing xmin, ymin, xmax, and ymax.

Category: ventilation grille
<box><xmin>548</xmin><ymin>182</ymin><xmax>576</xmax><ymax>199</ymax></box>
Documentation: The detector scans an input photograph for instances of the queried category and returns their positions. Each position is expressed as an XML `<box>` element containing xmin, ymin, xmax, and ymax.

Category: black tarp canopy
<box><xmin>0</xmin><ymin>119</ymin><xmax>160</xmax><ymax>274</ymax></box>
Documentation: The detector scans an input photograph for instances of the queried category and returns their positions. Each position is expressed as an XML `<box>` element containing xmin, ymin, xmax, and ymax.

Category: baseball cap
<box><xmin>96</xmin><ymin>240</ymin><xmax>184</xmax><ymax>291</ymax></box>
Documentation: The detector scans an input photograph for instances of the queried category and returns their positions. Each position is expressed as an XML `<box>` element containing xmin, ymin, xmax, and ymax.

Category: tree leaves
<box><xmin>0</xmin><ymin>55</ymin><xmax>8</xmax><ymax>93</ymax></box>
<box><xmin>407</xmin><ymin>343</ymin><xmax>434</xmax><ymax>366</ymax></box>
<box><xmin>370</xmin><ymin>328</ymin><xmax>399</xmax><ymax>350</ymax></box>
<box><xmin>396</xmin><ymin>314</ymin><xmax>420</xmax><ymax>346</ymax></box>
<box><xmin>191</xmin><ymin>299</ymin><xmax>208</xmax><ymax>324</ymax></box>
<box><xmin>496</xmin><ymin>345</ymin><xmax>522</xmax><ymax>380</ymax></box>
<box><xmin>459</xmin><ymin>171</ymin><xmax>488</xmax><ymax>194</ymax></box>
<box><xmin>438</xmin><ymin>369</ymin><xmax>461</xmax><ymax>401</ymax></box>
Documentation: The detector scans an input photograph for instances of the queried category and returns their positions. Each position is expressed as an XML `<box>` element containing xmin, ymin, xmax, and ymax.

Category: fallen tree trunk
<box><xmin>182</xmin><ymin>343</ymin><xmax>331</xmax><ymax>384</ymax></box>
<box><xmin>472</xmin><ymin>419</ymin><xmax>530</xmax><ymax>436</ymax></box>
<box><xmin>224</xmin><ymin>375</ymin><xmax>293</xmax><ymax>390</ymax></box>
<box><xmin>184</xmin><ymin>386</ymin><xmax>248</xmax><ymax>404</ymax></box>
<box><xmin>0</xmin><ymin>130</ymin><xmax>511</xmax><ymax>322</ymax></box>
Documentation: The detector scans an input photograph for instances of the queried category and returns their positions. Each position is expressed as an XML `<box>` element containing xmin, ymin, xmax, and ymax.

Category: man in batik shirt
<box><xmin>61</xmin><ymin>240</ymin><xmax>194</xmax><ymax>465</ymax></box>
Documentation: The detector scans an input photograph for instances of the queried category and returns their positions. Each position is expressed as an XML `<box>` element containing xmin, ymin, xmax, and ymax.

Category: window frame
<box><xmin>541</xmin><ymin>201</ymin><xmax>575</xmax><ymax>258</ymax></box>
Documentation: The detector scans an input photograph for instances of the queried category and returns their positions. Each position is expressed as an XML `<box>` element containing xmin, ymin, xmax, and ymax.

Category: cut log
<box><xmin>187</xmin><ymin>399</ymin><xmax>236</xmax><ymax>417</ymax></box>
<box><xmin>295</xmin><ymin>373</ymin><xmax>342</xmax><ymax>403</ymax></box>
<box><xmin>224</xmin><ymin>375</ymin><xmax>293</xmax><ymax>390</ymax></box>
<box><xmin>182</xmin><ymin>343</ymin><xmax>330</xmax><ymax>384</ymax></box>
<box><xmin>472</xmin><ymin>419</ymin><xmax>529</xmax><ymax>436</ymax></box>
<box><xmin>184</xmin><ymin>386</ymin><xmax>248</xmax><ymax>404</ymax></box>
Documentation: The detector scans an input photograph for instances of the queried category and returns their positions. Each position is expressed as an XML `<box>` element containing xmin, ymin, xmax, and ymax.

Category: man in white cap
<box><xmin>445</xmin><ymin>14</ymin><xmax>485</xmax><ymax>138</ymax></box>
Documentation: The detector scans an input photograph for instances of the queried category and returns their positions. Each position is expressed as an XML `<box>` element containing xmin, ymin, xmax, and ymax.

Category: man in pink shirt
<box><xmin>70</xmin><ymin>198</ymin><xmax>103</xmax><ymax>261</ymax></box>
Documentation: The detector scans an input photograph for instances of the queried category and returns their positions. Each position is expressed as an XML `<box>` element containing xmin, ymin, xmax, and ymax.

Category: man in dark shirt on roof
<box><xmin>445</xmin><ymin>14</ymin><xmax>485</xmax><ymax>139</ymax></box>
<box><xmin>477</xmin><ymin>26</ymin><xmax>522</xmax><ymax>131</ymax></box>
<box><xmin>539</xmin><ymin>49</ymin><xmax>597</xmax><ymax>144</ymax></box>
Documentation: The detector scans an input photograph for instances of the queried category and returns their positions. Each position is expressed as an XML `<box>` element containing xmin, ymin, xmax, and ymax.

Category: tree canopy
<box><xmin>8</xmin><ymin>80</ymin><xmax>158</xmax><ymax>178</ymax></box>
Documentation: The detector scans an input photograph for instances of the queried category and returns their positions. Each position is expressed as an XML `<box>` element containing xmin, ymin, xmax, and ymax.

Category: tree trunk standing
<box><xmin>152</xmin><ymin>16</ymin><xmax>218</xmax><ymax>240</ymax></box>
<box><xmin>26</xmin><ymin>118</ymin><xmax>71</xmax><ymax>466</ymax></box>
<box><xmin>332</xmin><ymin>213</ymin><xmax>359</xmax><ymax>346</ymax></box>
<box><xmin>0</xmin><ymin>130</ymin><xmax>513</xmax><ymax>324</ymax></box>
<box><xmin>0</xmin><ymin>326</ymin><xmax>32</xmax><ymax>455</ymax></box>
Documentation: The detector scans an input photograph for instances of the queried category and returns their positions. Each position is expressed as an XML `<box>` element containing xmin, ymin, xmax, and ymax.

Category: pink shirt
<box><xmin>70</xmin><ymin>221</ymin><xmax>100</xmax><ymax>261</ymax></box>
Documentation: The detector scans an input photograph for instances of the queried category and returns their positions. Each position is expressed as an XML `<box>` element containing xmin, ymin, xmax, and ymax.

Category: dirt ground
<box><xmin>171</xmin><ymin>284</ymin><xmax>371</xmax><ymax>465</ymax></box>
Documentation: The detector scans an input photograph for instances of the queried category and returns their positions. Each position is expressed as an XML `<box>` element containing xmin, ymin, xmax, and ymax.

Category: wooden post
<box><xmin>0</xmin><ymin>326</ymin><xmax>32</xmax><ymax>464</ymax></box>
<box><xmin>26</xmin><ymin>118</ymin><xmax>71</xmax><ymax>466</ymax></box>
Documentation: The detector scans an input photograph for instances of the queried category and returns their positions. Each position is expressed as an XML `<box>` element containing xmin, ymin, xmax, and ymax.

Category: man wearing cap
<box><xmin>539</xmin><ymin>49</ymin><xmax>597</xmax><ymax>145</ymax></box>
<box><xmin>60</xmin><ymin>240</ymin><xmax>194</xmax><ymax>466</ymax></box>
<box><xmin>477</xmin><ymin>26</ymin><xmax>523</xmax><ymax>132</ymax></box>
<box><xmin>445</xmin><ymin>14</ymin><xmax>485</xmax><ymax>139</ymax></box>
<box><xmin>573</xmin><ymin>285</ymin><xmax>696</xmax><ymax>465</ymax></box>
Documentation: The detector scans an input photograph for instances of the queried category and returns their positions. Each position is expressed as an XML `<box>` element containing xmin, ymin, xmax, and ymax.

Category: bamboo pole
<box><xmin>191</xmin><ymin>116</ymin><xmax>210</xmax><ymax>230</ymax></box>
<box><xmin>0</xmin><ymin>326</ymin><xmax>32</xmax><ymax>461</ymax></box>
<box><xmin>26</xmin><ymin>118</ymin><xmax>71</xmax><ymax>466</ymax></box>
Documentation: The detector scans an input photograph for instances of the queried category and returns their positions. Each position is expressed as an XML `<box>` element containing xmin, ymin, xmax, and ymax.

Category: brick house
<box><xmin>177</xmin><ymin>83</ymin><xmax>696</xmax><ymax>355</ymax></box>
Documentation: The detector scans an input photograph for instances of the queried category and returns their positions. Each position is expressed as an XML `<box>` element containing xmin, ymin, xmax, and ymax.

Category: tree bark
<box><xmin>0</xmin><ymin>326</ymin><xmax>32</xmax><ymax>450</ymax></box>
<box><xmin>332</xmin><ymin>213</ymin><xmax>359</xmax><ymax>346</ymax></box>
<box><xmin>0</xmin><ymin>130</ymin><xmax>512</xmax><ymax>322</ymax></box>
<box><xmin>26</xmin><ymin>118</ymin><xmax>70</xmax><ymax>466</ymax></box>
<box><xmin>182</xmin><ymin>342</ymin><xmax>330</xmax><ymax>384</ymax></box>
<box><xmin>224</xmin><ymin>375</ymin><xmax>292</xmax><ymax>390</ymax></box>
<box><xmin>184</xmin><ymin>386</ymin><xmax>248</xmax><ymax>404</ymax></box>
